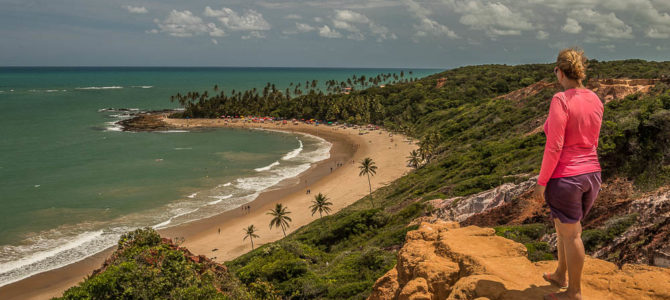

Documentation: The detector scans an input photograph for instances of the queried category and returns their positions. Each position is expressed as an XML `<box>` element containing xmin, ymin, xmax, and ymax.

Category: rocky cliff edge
<box><xmin>368</xmin><ymin>221</ymin><xmax>670</xmax><ymax>300</ymax></box>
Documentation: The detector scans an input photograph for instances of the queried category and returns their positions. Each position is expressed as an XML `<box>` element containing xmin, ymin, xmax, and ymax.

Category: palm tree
<box><xmin>407</xmin><ymin>150</ymin><xmax>422</xmax><ymax>169</ymax></box>
<box><xmin>267</xmin><ymin>203</ymin><xmax>292</xmax><ymax>237</ymax></box>
<box><xmin>310</xmin><ymin>193</ymin><xmax>333</xmax><ymax>218</ymax></box>
<box><xmin>243</xmin><ymin>225</ymin><xmax>259</xmax><ymax>250</ymax></box>
<box><xmin>358</xmin><ymin>157</ymin><xmax>378</xmax><ymax>207</ymax></box>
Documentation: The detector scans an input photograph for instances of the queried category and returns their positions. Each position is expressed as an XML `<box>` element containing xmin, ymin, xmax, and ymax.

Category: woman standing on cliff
<box><xmin>533</xmin><ymin>48</ymin><xmax>603</xmax><ymax>300</ymax></box>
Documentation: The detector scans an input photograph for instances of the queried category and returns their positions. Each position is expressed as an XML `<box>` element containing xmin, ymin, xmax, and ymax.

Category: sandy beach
<box><xmin>0</xmin><ymin>117</ymin><xmax>417</xmax><ymax>299</ymax></box>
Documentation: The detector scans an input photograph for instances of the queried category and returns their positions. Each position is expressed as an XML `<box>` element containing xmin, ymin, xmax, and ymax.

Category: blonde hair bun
<box><xmin>557</xmin><ymin>47</ymin><xmax>587</xmax><ymax>80</ymax></box>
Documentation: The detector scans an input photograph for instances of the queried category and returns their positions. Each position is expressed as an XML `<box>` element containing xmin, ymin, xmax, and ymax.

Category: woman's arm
<box><xmin>537</xmin><ymin>94</ymin><xmax>568</xmax><ymax>186</ymax></box>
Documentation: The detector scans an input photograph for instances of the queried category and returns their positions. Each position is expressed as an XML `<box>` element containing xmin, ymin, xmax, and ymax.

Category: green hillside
<box><xmin>60</xmin><ymin>60</ymin><xmax>670</xmax><ymax>299</ymax></box>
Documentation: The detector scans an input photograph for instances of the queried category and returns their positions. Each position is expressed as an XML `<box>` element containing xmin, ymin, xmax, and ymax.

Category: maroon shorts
<box><xmin>544</xmin><ymin>172</ymin><xmax>602</xmax><ymax>224</ymax></box>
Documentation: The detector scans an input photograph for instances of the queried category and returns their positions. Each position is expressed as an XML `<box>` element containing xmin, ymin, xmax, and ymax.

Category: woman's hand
<box><xmin>533</xmin><ymin>184</ymin><xmax>546</xmax><ymax>204</ymax></box>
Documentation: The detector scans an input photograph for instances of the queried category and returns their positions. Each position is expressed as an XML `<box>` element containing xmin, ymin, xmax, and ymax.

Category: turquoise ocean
<box><xmin>0</xmin><ymin>67</ymin><xmax>440</xmax><ymax>286</ymax></box>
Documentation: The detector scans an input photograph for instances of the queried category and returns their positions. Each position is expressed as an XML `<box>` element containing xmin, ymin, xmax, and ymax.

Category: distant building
<box><xmin>341</xmin><ymin>87</ymin><xmax>352</xmax><ymax>94</ymax></box>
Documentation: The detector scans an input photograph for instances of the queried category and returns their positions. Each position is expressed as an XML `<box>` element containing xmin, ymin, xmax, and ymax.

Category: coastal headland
<box><xmin>0</xmin><ymin>112</ymin><xmax>417</xmax><ymax>299</ymax></box>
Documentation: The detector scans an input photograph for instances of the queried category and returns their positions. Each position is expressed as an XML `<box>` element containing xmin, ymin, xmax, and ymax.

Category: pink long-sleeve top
<box><xmin>537</xmin><ymin>88</ymin><xmax>604</xmax><ymax>186</ymax></box>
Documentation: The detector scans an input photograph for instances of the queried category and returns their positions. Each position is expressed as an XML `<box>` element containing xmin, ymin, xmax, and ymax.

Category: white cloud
<box><xmin>403</xmin><ymin>0</ymin><xmax>459</xmax><ymax>40</ymax></box>
<box><xmin>536</xmin><ymin>30</ymin><xmax>549</xmax><ymax>40</ymax></box>
<box><xmin>296</xmin><ymin>22</ymin><xmax>316</xmax><ymax>32</ymax></box>
<box><xmin>346</xmin><ymin>32</ymin><xmax>366</xmax><ymax>40</ymax></box>
<box><xmin>647</xmin><ymin>26</ymin><xmax>670</xmax><ymax>38</ymax></box>
<box><xmin>447</xmin><ymin>0</ymin><xmax>534</xmax><ymax>37</ymax></box>
<box><xmin>154</xmin><ymin>10</ymin><xmax>208</xmax><ymax>37</ymax></box>
<box><xmin>334</xmin><ymin>10</ymin><xmax>370</xmax><ymax>24</ymax></box>
<box><xmin>370</xmin><ymin>23</ymin><xmax>397</xmax><ymax>41</ymax></box>
<box><xmin>570</xmin><ymin>8</ymin><xmax>633</xmax><ymax>39</ymax></box>
<box><xmin>207</xmin><ymin>23</ymin><xmax>226</xmax><ymax>37</ymax></box>
<box><xmin>333</xmin><ymin>19</ymin><xmax>361</xmax><ymax>32</ymax></box>
<box><xmin>318</xmin><ymin>25</ymin><xmax>342</xmax><ymax>38</ymax></box>
<box><xmin>314</xmin><ymin>17</ymin><xmax>324</xmax><ymax>22</ymax></box>
<box><xmin>562</xmin><ymin>18</ymin><xmax>582</xmax><ymax>34</ymax></box>
<box><xmin>600</xmin><ymin>44</ymin><xmax>616</xmax><ymax>51</ymax></box>
<box><xmin>204</xmin><ymin>7</ymin><xmax>271</xmax><ymax>31</ymax></box>
<box><xmin>211</xmin><ymin>38</ymin><xmax>218</xmax><ymax>45</ymax></box>
<box><xmin>594</xmin><ymin>0</ymin><xmax>670</xmax><ymax>38</ymax></box>
<box><xmin>282</xmin><ymin>22</ymin><xmax>316</xmax><ymax>35</ymax></box>
<box><xmin>414</xmin><ymin>18</ymin><xmax>459</xmax><ymax>39</ymax></box>
<box><xmin>242</xmin><ymin>31</ymin><xmax>266</xmax><ymax>39</ymax></box>
<box><xmin>329</xmin><ymin>9</ymin><xmax>396</xmax><ymax>41</ymax></box>
<box><xmin>284</xmin><ymin>14</ymin><xmax>302</xmax><ymax>20</ymax></box>
<box><xmin>154</xmin><ymin>10</ymin><xmax>226</xmax><ymax>38</ymax></box>
<box><xmin>145</xmin><ymin>29</ymin><xmax>158</xmax><ymax>34</ymax></box>
<box><xmin>122</xmin><ymin>5</ymin><xmax>148</xmax><ymax>14</ymax></box>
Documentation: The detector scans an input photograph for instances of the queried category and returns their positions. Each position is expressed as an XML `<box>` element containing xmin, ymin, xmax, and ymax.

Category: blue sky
<box><xmin>1</xmin><ymin>0</ymin><xmax>669</xmax><ymax>68</ymax></box>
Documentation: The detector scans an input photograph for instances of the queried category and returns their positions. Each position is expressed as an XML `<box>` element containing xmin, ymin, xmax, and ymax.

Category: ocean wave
<box><xmin>254</xmin><ymin>161</ymin><xmax>280</xmax><ymax>172</ymax></box>
<box><xmin>158</xmin><ymin>130</ymin><xmax>189</xmax><ymax>133</ymax></box>
<box><xmin>109</xmin><ymin>114</ymin><xmax>133</xmax><ymax>118</ymax></box>
<box><xmin>152</xmin><ymin>208</ymin><xmax>199</xmax><ymax>229</ymax></box>
<box><xmin>75</xmin><ymin>86</ymin><xmax>123</xmax><ymax>90</ymax></box>
<box><xmin>207</xmin><ymin>194</ymin><xmax>233</xmax><ymax>205</ymax></box>
<box><xmin>174</xmin><ymin>147</ymin><xmax>193</xmax><ymax>150</ymax></box>
<box><xmin>237</xmin><ymin>163</ymin><xmax>311</xmax><ymax>192</ymax></box>
<box><xmin>0</xmin><ymin>228</ymin><xmax>125</xmax><ymax>288</ymax></box>
<box><xmin>187</xmin><ymin>192</ymin><xmax>197</xmax><ymax>199</ymax></box>
<box><xmin>131</xmin><ymin>86</ymin><xmax>153</xmax><ymax>89</ymax></box>
<box><xmin>98</xmin><ymin>108</ymin><xmax>140</xmax><ymax>113</ymax></box>
<box><xmin>104</xmin><ymin>121</ymin><xmax>123</xmax><ymax>132</ymax></box>
<box><xmin>300</xmin><ymin>135</ymin><xmax>332</xmax><ymax>163</ymax></box>
<box><xmin>26</xmin><ymin>89</ymin><xmax>67</xmax><ymax>93</ymax></box>
<box><xmin>216</xmin><ymin>182</ymin><xmax>232</xmax><ymax>188</ymax></box>
<box><xmin>282</xmin><ymin>139</ymin><xmax>303</xmax><ymax>160</ymax></box>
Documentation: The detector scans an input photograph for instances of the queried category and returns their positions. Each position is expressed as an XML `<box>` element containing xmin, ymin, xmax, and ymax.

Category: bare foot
<box><xmin>543</xmin><ymin>272</ymin><xmax>568</xmax><ymax>288</ymax></box>
<box><xmin>544</xmin><ymin>291</ymin><xmax>582</xmax><ymax>300</ymax></box>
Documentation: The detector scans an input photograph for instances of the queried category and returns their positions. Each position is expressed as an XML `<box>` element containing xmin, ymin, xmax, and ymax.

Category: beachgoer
<box><xmin>532</xmin><ymin>48</ymin><xmax>603</xmax><ymax>300</ymax></box>
<box><xmin>218</xmin><ymin>228</ymin><xmax>220</xmax><ymax>234</ymax></box>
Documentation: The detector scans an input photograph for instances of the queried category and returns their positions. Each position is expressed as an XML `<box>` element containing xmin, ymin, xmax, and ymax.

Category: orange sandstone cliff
<box><xmin>368</xmin><ymin>221</ymin><xmax>670</xmax><ymax>300</ymax></box>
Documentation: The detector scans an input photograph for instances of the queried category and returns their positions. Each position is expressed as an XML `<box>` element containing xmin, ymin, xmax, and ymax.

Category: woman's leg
<box><xmin>551</xmin><ymin>219</ymin><xmax>568</xmax><ymax>285</ymax></box>
<box><xmin>555</xmin><ymin>218</ymin><xmax>584</xmax><ymax>299</ymax></box>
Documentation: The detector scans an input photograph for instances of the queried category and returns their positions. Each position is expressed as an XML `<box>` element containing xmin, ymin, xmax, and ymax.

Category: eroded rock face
<box><xmin>437</xmin><ymin>176</ymin><xmax>670</xmax><ymax>268</ymax></box>
<box><xmin>588</xmin><ymin>78</ymin><xmax>660</xmax><ymax>103</ymax></box>
<box><xmin>495</xmin><ymin>81</ymin><xmax>560</xmax><ymax>103</ymax></box>
<box><xmin>592</xmin><ymin>187</ymin><xmax>670</xmax><ymax>267</ymax></box>
<box><xmin>434</xmin><ymin>179</ymin><xmax>537</xmax><ymax>223</ymax></box>
<box><xmin>368</xmin><ymin>221</ymin><xmax>670</xmax><ymax>300</ymax></box>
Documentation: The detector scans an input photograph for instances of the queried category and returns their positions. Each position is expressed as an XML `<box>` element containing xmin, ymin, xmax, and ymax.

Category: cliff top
<box><xmin>369</xmin><ymin>221</ymin><xmax>670</xmax><ymax>300</ymax></box>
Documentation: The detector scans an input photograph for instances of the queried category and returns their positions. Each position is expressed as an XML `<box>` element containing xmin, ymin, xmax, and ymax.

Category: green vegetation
<box><xmin>57</xmin><ymin>228</ymin><xmax>250</xmax><ymax>299</ymax></box>
<box><xmin>599</xmin><ymin>84</ymin><xmax>670</xmax><ymax>190</ymax></box>
<box><xmin>228</xmin><ymin>200</ymin><xmax>428</xmax><ymax>299</ymax></box>
<box><xmin>63</xmin><ymin>60</ymin><xmax>670</xmax><ymax>299</ymax></box>
<box><xmin>582</xmin><ymin>213</ymin><xmax>639</xmax><ymax>252</ymax></box>
<box><xmin>495</xmin><ymin>224</ymin><xmax>554</xmax><ymax>262</ymax></box>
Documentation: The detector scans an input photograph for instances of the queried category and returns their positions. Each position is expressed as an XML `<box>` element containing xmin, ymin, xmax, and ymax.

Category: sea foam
<box><xmin>254</xmin><ymin>161</ymin><xmax>280</xmax><ymax>172</ymax></box>
<box><xmin>75</xmin><ymin>86</ymin><xmax>123</xmax><ymax>90</ymax></box>
<box><xmin>282</xmin><ymin>139</ymin><xmax>303</xmax><ymax>160</ymax></box>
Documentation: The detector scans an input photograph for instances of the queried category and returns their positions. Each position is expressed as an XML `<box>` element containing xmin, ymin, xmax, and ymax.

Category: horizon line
<box><xmin>0</xmin><ymin>65</ymin><xmax>446</xmax><ymax>70</ymax></box>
